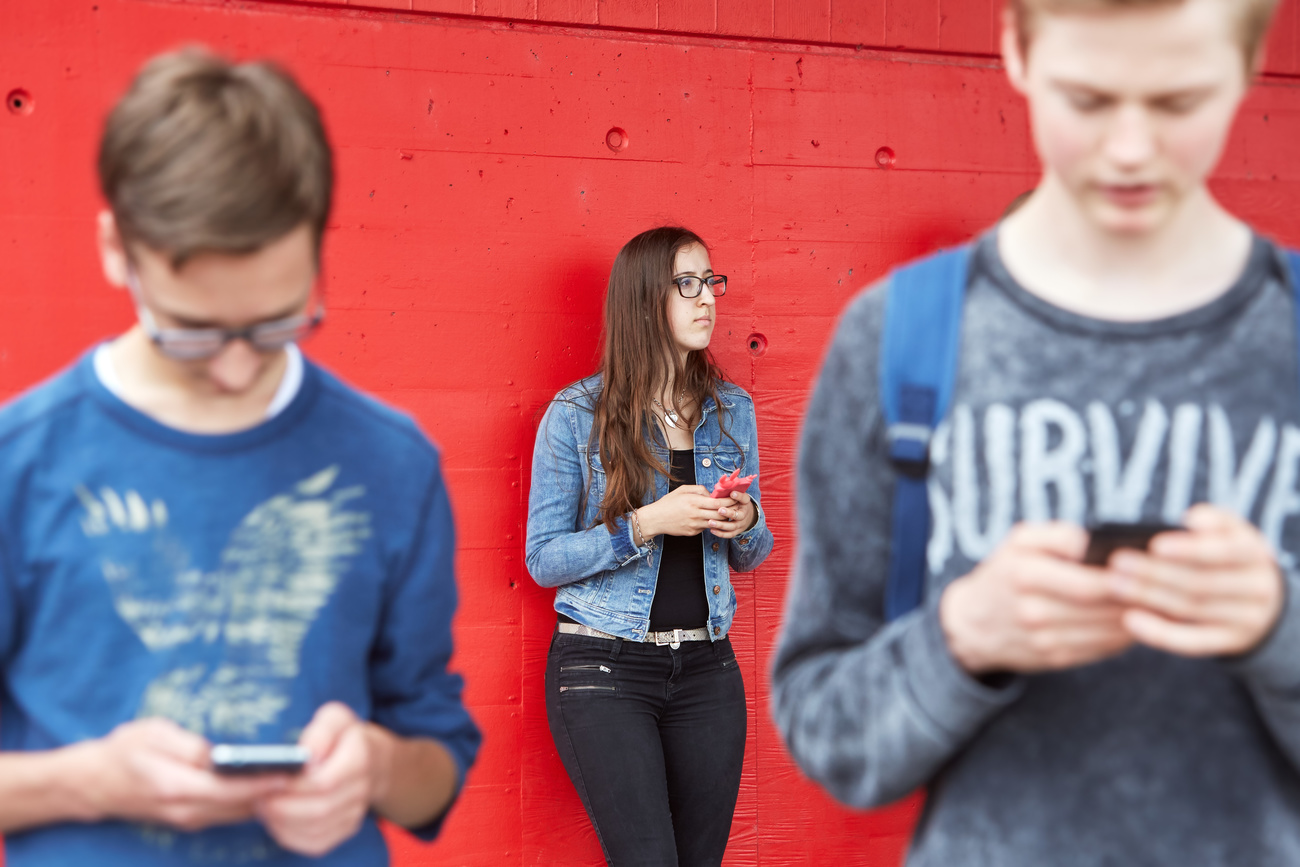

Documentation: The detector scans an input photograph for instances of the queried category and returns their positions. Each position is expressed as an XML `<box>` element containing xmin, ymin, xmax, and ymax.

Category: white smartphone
<box><xmin>210</xmin><ymin>744</ymin><xmax>311</xmax><ymax>775</ymax></box>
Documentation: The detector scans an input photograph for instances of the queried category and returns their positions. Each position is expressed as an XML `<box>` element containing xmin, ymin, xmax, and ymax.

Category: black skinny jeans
<box><xmin>545</xmin><ymin>628</ymin><xmax>747</xmax><ymax>867</ymax></box>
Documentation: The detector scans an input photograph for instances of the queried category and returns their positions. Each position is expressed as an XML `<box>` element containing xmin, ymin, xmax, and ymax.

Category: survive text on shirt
<box><xmin>928</xmin><ymin>398</ymin><xmax>1300</xmax><ymax>570</ymax></box>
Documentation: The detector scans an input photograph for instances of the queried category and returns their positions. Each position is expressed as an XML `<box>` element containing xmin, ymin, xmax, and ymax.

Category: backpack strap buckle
<box><xmin>886</xmin><ymin>423</ymin><xmax>932</xmax><ymax>477</ymax></box>
<box><xmin>886</xmin><ymin>383</ymin><xmax>937</xmax><ymax>478</ymax></box>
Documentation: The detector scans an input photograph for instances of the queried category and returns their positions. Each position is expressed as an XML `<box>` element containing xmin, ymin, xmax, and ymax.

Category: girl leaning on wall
<box><xmin>525</xmin><ymin>226</ymin><xmax>774</xmax><ymax>867</ymax></box>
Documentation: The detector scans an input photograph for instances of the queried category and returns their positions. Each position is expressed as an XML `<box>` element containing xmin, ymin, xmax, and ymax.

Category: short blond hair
<box><xmin>1008</xmin><ymin>0</ymin><xmax>1281</xmax><ymax>66</ymax></box>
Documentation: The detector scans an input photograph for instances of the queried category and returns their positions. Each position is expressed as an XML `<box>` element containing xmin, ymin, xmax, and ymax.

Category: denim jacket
<box><xmin>526</xmin><ymin>374</ymin><xmax>774</xmax><ymax>641</ymax></box>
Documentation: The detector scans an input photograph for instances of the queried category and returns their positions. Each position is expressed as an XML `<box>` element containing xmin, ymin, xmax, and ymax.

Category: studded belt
<box><xmin>557</xmin><ymin>622</ymin><xmax>712</xmax><ymax>649</ymax></box>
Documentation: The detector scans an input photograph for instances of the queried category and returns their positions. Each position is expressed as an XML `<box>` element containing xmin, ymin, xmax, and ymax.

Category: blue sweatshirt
<box><xmin>0</xmin><ymin>351</ymin><xmax>480</xmax><ymax>866</ymax></box>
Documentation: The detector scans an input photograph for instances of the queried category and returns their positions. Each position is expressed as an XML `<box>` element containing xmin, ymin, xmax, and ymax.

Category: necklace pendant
<box><xmin>664</xmin><ymin>412</ymin><xmax>679</xmax><ymax>429</ymax></box>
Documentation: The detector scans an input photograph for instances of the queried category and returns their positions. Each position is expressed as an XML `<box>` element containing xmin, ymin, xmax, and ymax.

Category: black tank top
<box><xmin>647</xmin><ymin>449</ymin><xmax>708</xmax><ymax>631</ymax></box>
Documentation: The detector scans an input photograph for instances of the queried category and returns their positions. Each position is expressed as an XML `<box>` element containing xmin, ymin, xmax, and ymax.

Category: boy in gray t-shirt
<box><xmin>773</xmin><ymin>1</ymin><xmax>1300</xmax><ymax>864</ymax></box>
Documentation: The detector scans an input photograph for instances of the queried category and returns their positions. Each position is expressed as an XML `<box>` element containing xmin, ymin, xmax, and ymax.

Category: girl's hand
<box><xmin>636</xmin><ymin>486</ymin><xmax>726</xmax><ymax>538</ymax></box>
<box><xmin>708</xmin><ymin>491</ymin><xmax>756</xmax><ymax>539</ymax></box>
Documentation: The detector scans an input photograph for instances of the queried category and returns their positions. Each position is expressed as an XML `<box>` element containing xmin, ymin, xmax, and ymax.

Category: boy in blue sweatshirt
<box><xmin>0</xmin><ymin>49</ymin><xmax>479</xmax><ymax>864</ymax></box>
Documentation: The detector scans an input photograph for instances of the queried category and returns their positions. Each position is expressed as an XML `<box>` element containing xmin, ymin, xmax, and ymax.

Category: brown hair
<box><xmin>584</xmin><ymin>227</ymin><xmax>736</xmax><ymax>532</ymax></box>
<box><xmin>98</xmin><ymin>47</ymin><xmax>333</xmax><ymax>268</ymax></box>
<box><xmin>1008</xmin><ymin>0</ymin><xmax>1280</xmax><ymax>66</ymax></box>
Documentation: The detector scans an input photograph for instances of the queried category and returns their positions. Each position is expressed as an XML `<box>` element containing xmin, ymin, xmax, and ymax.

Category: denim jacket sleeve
<box><xmin>725</xmin><ymin>405</ymin><xmax>773</xmax><ymax>573</ymax></box>
<box><xmin>525</xmin><ymin>399</ymin><xmax>650</xmax><ymax>589</ymax></box>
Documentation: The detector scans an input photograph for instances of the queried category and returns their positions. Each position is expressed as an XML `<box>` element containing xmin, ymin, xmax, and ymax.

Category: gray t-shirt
<box><xmin>772</xmin><ymin>230</ymin><xmax>1300</xmax><ymax>866</ymax></box>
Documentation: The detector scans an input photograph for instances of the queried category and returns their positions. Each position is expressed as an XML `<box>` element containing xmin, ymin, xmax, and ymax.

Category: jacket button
<box><xmin>713</xmin><ymin>626</ymin><xmax>721</xmax><ymax>636</ymax></box>
<box><xmin>711</xmin><ymin>542</ymin><xmax>719</xmax><ymax>552</ymax></box>
<box><xmin>702</xmin><ymin>458</ymin><xmax>712</xmax><ymax>468</ymax></box>
<box><xmin>713</xmin><ymin>585</ymin><xmax>721</xmax><ymax>594</ymax></box>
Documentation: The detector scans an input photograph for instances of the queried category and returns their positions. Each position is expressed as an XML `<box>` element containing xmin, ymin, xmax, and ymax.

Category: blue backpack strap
<box><xmin>879</xmin><ymin>245</ymin><xmax>972</xmax><ymax>620</ymax></box>
<box><xmin>1286</xmin><ymin>252</ymin><xmax>1300</xmax><ymax>374</ymax></box>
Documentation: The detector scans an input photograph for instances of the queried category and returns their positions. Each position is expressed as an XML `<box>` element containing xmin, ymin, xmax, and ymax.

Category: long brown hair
<box><xmin>587</xmin><ymin>227</ymin><xmax>733</xmax><ymax>531</ymax></box>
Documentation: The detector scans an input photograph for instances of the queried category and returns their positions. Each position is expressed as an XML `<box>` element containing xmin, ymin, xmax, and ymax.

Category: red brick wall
<box><xmin>3</xmin><ymin>1</ymin><xmax>1300</xmax><ymax>864</ymax></box>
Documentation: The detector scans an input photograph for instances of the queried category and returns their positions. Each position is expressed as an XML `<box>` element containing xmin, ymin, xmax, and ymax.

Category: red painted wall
<box><xmin>3</xmin><ymin>1</ymin><xmax>1300</xmax><ymax>864</ymax></box>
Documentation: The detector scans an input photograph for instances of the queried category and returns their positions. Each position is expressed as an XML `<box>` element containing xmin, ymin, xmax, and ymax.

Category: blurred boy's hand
<box><xmin>940</xmin><ymin>523</ymin><xmax>1135</xmax><ymax>675</ymax></box>
<box><xmin>1107</xmin><ymin>505</ymin><xmax>1284</xmax><ymax>657</ymax></box>
<box><xmin>255</xmin><ymin>702</ymin><xmax>376</xmax><ymax>858</ymax></box>
<box><xmin>80</xmin><ymin>718</ymin><xmax>288</xmax><ymax>831</ymax></box>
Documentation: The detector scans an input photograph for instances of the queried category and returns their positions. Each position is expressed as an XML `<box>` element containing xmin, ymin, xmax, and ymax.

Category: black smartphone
<box><xmin>211</xmin><ymin>744</ymin><xmax>311</xmax><ymax>775</ymax></box>
<box><xmin>1083</xmin><ymin>522</ymin><xmax>1183</xmax><ymax>566</ymax></box>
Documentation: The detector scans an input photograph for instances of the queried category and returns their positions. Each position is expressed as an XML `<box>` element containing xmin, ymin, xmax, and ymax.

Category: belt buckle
<box><xmin>654</xmin><ymin>629</ymin><xmax>683</xmax><ymax>649</ymax></box>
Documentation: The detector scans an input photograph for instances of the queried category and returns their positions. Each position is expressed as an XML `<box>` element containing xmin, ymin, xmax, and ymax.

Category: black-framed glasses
<box><xmin>672</xmin><ymin>274</ymin><xmax>727</xmax><ymax>298</ymax></box>
<box><xmin>127</xmin><ymin>267</ymin><xmax>325</xmax><ymax>361</ymax></box>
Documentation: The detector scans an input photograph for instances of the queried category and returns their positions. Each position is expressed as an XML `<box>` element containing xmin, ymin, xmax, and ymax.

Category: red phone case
<box><xmin>710</xmin><ymin>466</ymin><xmax>756</xmax><ymax>498</ymax></box>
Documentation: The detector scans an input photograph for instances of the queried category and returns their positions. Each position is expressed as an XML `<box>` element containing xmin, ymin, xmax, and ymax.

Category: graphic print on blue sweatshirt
<box><xmin>80</xmin><ymin>465</ymin><xmax>370</xmax><ymax>738</ymax></box>
<box><xmin>926</xmin><ymin>398</ymin><xmax>1300</xmax><ymax>573</ymax></box>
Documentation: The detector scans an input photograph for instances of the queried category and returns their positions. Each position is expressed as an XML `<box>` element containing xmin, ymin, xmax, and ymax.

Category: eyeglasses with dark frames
<box><xmin>126</xmin><ymin>267</ymin><xmax>325</xmax><ymax>362</ymax></box>
<box><xmin>672</xmin><ymin>274</ymin><xmax>727</xmax><ymax>299</ymax></box>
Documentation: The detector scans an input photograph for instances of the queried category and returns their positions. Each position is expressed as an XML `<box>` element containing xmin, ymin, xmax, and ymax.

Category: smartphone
<box><xmin>211</xmin><ymin>744</ymin><xmax>311</xmax><ymax>776</ymax></box>
<box><xmin>1083</xmin><ymin>522</ymin><xmax>1183</xmax><ymax>566</ymax></box>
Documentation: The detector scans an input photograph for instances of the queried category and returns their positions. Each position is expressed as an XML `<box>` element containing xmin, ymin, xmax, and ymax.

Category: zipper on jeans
<box><xmin>560</xmin><ymin>664</ymin><xmax>611</xmax><ymax>673</ymax></box>
<box><xmin>558</xmin><ymin>685</ymin><xmax>616</xmax><ymax>693</ymax></box>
